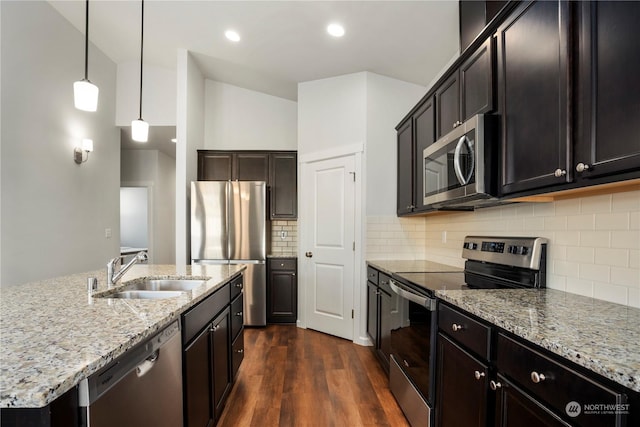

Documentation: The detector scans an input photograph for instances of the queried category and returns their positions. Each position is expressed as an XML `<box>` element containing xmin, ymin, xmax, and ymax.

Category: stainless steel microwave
<box><xmin>422</xmin><ymin>114</ymin><xmax>499</xmax><ymax>209</ymax></box>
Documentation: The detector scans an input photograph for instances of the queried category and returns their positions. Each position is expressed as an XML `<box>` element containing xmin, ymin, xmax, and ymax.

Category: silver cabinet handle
<box><xmin>531</xmin><ymin>371</ymin><xmax>546</xmax><ymax>383</ymax></box>
<box><xmin>576</xmin><ymin>162</ymin><xmax>590</xmax><ymax>173</ymax></box>
<box><xmin>305</xmin><ymin>252</ymin><xmax>313</xmax><ymax>258</ymax></box>
<box><xmin>452</xmin><ymin>323</ymin><xmax>464</xmax><ymax>332</ymax></box>
<box><xmin>453</xmin><ymin>120</ymin><xmax>463</xmax><ymax>128</ymax></box>
<box><xmin>236</xmin><ymin>311</ymin><xmax>243</xmax><ymax>316</ymax></box>
<box><xmin>236</xmin><ymin>349</ymin><xmax>244</xmax><ymax>354</ymax></box>
<box><xmin>554</xmin><ymin>168</ymin><xmax>567</xmax><ymax>177</ymax></box>
<box><xmin>474</xmin><ymin>371</ymin><xmax>485</xmax><ymax>380</ymax></box>
<box><xmin>235</xmin><ymin>283</ymin><xmax>243</xmax><ymax>288</ymax></box>
<box><xmin>490</xmin><ymin>380</ymin><xmax>502</xmax><ymax>390</ymax></box>
<box><xmin>210</xmin><ymin>325</ymin><xmax>219</xmax><ymax>332</ymax></box>
<box><xmin>405</xmin><ymin>204</ymin><xmax>415</xmax><ymax>210</ymax></box>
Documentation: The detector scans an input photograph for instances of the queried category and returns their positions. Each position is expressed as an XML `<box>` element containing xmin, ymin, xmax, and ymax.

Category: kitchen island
<box><xmin>0</xmin><ymin>263</ymin><xmax>245</xmax><ymax>409</ymax></box>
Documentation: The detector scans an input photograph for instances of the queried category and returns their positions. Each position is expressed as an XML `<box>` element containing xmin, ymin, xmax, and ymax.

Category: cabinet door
<box><xmin>461</xmin><ymin>38</ymin><xmax>494</xmax><ymax>122</ymax></box>
<box><xmin>211</xmin><ymin>309</ymin><xmax>231</xmax><ymax>421</ymax></box>
<box><xmin>366</xmin><ymin>281</ymin><xmax>379</xmax><ymax>348</ymax></box>
<box><xmin>498</xmin><ymin>0</ymin><xmax>571</xmax><ymax>195</ymax></box>
<box><xmin>436</xmin><ymin>72</ymin><xmax>461</xmax><ymax>139</ymax></box>
<box><xmin>270</xmin><ymin>152</ymin><xmax>298</xmax><ymax>219</ymax></box>
<box><xmin>436</xmin><ymin>334</ymin><xmax>489</xmax><ymax>427</ymax></box>
<box><xmin>494</xmin><ymin>374</ymin><xmax>571</xmax><ymax>427</ymax></box>
<box><xmin>397</xmin><ymin>119</ymin><xmax>414</xmax><ymax>215</ymax></box>
<box><xmin>576</xmin><ymin>1</ymin><xmax>640</xmax><ymax>179</ymax></box>
<box><xmin>377</xmin><ymin>286</ymin><xmax>392</xmax><ymax>372</ymax></box>
<box><xmin>198</xmin><ymin>152</ymin><xmax>233</xmax><ymax>181</ymax></box>
<box><xmin>267</xmin><ymin>269</ymin><xmax>297</xmax><ymax>323</ymax></box>
<box><xmin>184</xmin><ymin>327</ymin><xmax>215</xmax><ymax>427</ymax></box>
<box><xmin>413</xmin><ymin>97</ymin><xmax>436</xmax><ymax>212</ymax></box>
<box><xmin>235</xmin><ymin>153</ymin><xmax>269</xmax><ymax>181</ymax></box>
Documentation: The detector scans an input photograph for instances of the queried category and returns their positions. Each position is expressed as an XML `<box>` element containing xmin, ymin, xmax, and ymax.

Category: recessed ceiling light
<box><xmin>225</xmin><ymin>30</ymin><xmax>241</xmax><ymax>42</ymax></box>
<box><xmin>327</xmin><ymin>23</ymin><xmax>345</xmax><ymax>38</ymax></box>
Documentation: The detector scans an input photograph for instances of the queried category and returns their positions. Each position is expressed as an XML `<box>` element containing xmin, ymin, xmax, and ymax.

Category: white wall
<box><xmin>1</xmin><ymin>1</ymin><xmax>120</xmax><ymax>285</ymax></box>
<box><xmin>176</xmin><ymin>50</ymin><xmax>205</xmax><ymax>265</ymax></box>
<box><xmin>121</xmin><ymin>149</ymin><xmax>175</xmax><ymax>264</ymax></box>
<box><xmin>116</xmin><ymin>60</ymin><xmax>177</xmax><ymax>126</ymax></box>
<box><xmin>298</xmin><ymin>72</ymin><xmax>367</xmax><ymax>157</ymax></box>
<box><xmin>204</xmin><ymin>81</ymin><xmax>297</xmax><ymax>150</ymax></box>
<box><xmin>365</xmin><ymin>73</ymin><xmax>426</xmax><ymax>216</ymax></box>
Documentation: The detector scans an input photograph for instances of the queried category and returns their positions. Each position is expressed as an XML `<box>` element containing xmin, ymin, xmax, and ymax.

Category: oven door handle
<box><xmin>389</xmin><ymin>280</ymin><xmax>436</xmax><ymax>311</ymax></box>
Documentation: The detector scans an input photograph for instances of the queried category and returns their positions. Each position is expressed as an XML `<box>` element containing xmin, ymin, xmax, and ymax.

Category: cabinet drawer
<box><xmin>230</xmin><ymin>273</ymin><xmax>243</xmax><ymax>301</ymax></box>
<box><xmin>439</xmin><ymin>303</ymin><xmax>491</xmax><ymax>360</ymax></box>
<box><xmin>232</xmin><ymin>332</ymin><xmax>244</xmax><ymax>379</ymax></box>
<box><xmin>183</xmin><ymin>283</ymin><xmax>229</xmax><ymax>345</ymax></box>
<box><xmin>366</xmin><ymin>266</ymin><xmax>379</xmax><ymax>284</ymax></box>
<box><xmin>231</xmin><ymin>293</ymin><xmax>244</xmax><ymax>340</ymax></box>
<box><xmin>269</xmin><ymin>258</ymin><xmax>296</xmax><ymax>271</ymax></box>
<box><xmin>497</xmin><ymin>333</ymin><xmax>625</xmax><ymax>427</ymax></box>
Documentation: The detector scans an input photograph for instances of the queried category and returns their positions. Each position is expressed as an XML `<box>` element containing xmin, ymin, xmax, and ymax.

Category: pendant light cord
<box><xmin>84</xmin><ymin>0</ymin><xmax>89</xmax><ymax>80</ymax></box>
<box><xmin>138</xmin><ymin>0</ymin><xmax>144</xmax><ymax>120</ymax></box>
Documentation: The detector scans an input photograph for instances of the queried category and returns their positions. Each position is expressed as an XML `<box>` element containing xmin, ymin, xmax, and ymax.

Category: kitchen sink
<box><xmin>126</xmin><ymin>279</ymin><xmax>207</xmax><ymax>292</ymax></box>
<box><xmin>94</xmin><ymin>278</ymin><xmax>208</xmax><ymax>299</ymax></box>
<box><xmin>107</xmin><ymin>290</ymin><xmax>185</xmax><ymax>299</ymax></box>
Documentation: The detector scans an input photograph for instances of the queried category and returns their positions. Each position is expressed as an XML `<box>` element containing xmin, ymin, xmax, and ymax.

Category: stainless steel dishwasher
<box><xmin>79</xmin><ymin>320</ymin><xmax>183</xmax><ymax>427</ymax></box>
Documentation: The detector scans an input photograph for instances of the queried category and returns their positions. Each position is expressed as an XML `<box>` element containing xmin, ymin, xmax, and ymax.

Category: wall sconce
<box><xmin>74</xmin><ymin>138</ymin><xmax>94</xmax><ymax>164</ymax></box>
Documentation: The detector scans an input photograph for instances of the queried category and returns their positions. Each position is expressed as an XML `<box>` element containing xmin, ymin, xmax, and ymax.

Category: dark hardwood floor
<box><xmin>218</xmin><ymin>325</ymin><xmax>410</xmax><ymax>427</ymax></box>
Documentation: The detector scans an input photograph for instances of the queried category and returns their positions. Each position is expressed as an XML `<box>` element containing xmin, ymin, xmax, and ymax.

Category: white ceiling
<box><xmin>48</xmin><ymin>0</ymin><xmax>460</xmax><ymax>101</ymax></box>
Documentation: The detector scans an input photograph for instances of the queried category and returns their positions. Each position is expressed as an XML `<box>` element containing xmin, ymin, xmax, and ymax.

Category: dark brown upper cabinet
<box><xmin>460</xmin><ymin>38</ymin><xmax>495</xmax><ymax>122</ymax></box>
<box><xmin>576</xmin><ymin>1</ymin><xmax>640</xmax><ymax>180</ymax></box>
<box><xmin>197</xmin><ymin>150</ymin><xmax>297</xmax><ymax>219</ymax></box>
<box><xmin>235</xmin><ymin>153</ymin><xmax>269</xmax><ymax>181</ymax></box>
<box><xmin>460</xmin><ymin>1</ymin><xmax>507</xmax><ymax>52</ymax></box>
<box><xmin>396</xmin><ymin>119</ymin><xmax>414</xmax><ymax>215</ymax></box>
<box><xmin>413</xmin><ymin>97</ymin><xmax>436</xmax><ymax>212</ymax></box>
<box><xmin>198</xmin><ymin>152</ymin><xmax>233</xmax><ymax>181</ymax></box>
<box><xmin>270</xmin><ymin>152</ymin><xmax>297</xmax><ymax>219</ymax></box>
<box><xmin>498</xmin><ymin>0</ymin><xmax>572</xmax><ymax>195</ymax></box>
<box><xmin>436</xmin><ymin>73</ymin><xmax>461</xmax><ymax>140</ymax></box>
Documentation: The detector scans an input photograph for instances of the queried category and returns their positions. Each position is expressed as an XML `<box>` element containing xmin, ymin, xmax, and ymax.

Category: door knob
<box><xmin>305</xmin><ymin>252</ymin><xmax>313</xmax><ymax>258</ymax></box>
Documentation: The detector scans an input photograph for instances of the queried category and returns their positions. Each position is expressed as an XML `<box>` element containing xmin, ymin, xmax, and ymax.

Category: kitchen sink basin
<box><xmin>126</xmin><ymin>279</ymin><xmax>207</xmax><ymax>292</ymax></box>
<box><xmin>108</xmin><ymin>290</ymin><xmax>185</xmax><ymax>299</ymax></box>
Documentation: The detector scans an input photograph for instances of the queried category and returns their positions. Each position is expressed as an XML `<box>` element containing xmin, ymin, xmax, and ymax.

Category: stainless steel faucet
<box><xmin>107</xmin><ymin>251</ymin><xmax>148</xmax><ymax>288</ymax></box>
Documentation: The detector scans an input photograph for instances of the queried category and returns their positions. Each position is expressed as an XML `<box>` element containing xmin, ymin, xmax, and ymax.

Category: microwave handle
<box><xmin>453</xmin><ymin>135</ymin><xmax>475</xmax><ymax>185</ymax></box>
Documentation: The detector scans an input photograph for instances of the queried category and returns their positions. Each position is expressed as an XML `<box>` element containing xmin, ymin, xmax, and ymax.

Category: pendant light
<box><xmin>74</xmin><ymin>0</ymin><xmax>99</xmax><ymax>111</ymax></box>
<box><xmin>131</xmin><ymin>0</ymin><xmax>149</xmax><ymax>142</ymax></box>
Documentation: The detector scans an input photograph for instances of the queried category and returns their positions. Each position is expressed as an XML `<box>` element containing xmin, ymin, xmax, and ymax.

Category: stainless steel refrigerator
<box><xmin>191</xmin><ymin>181</ymin><xmax>268</xmax><ymax>326</ymax></box>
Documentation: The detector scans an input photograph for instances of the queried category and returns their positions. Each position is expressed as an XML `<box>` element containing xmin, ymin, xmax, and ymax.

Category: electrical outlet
<box><xmin>441</xmin><ymin>231</ymin><xmax>447</xmax><ymax>243</ymax></box>
<box><xmin>280</xmin><ymin>230</ymin><xmax>287</xmax><ymax>240</ymax></box>
<box><xmin>105</xmin><ymin>228</ymin><xmax>112</xmax><ymax>239</ymax></box>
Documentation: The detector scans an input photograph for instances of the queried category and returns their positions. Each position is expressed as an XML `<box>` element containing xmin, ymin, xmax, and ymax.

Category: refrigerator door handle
<box><xmin>228</xmin><ymin>260</ymin><xmax>265</xmax><ymax>265</ymax></box>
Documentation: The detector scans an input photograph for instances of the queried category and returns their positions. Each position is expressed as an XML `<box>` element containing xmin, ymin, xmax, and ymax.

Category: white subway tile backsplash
<box><xmin>611</xmin><ymin>230</ymin><xmax>640</xmax><ymax>250</ymax></box>
<box><xmin>567</xmin><ymin>247</ymin><xmax>594</xmax><ymax>263</ymax></box>
<box><xmin>580</xmin><ymin>194</ymin><xmax>612</xmax><ymax>214</ymax></box>
<box><xmin>594</xmin><ymin>248</ymin><xmax>629</xmax><ymax>268</ymax></box>
<box><xmin>595</xmin><ymin>213</ymin><xmax>629</xmax><ymax>230</ymax></box>
<box><xmin>366</xmin><ymin>190</ymin><xmax>639</xmax><ymax>307</ymax></box>
<box><xmin>579</xmin><ymin>263</ymin><xmax>609</xmax><ymax>282</ymax></box>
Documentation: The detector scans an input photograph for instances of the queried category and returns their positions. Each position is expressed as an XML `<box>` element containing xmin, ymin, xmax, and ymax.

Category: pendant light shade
<box><xmin>131</xmin><ymin>119</ymin><xmax>149</xmax><ymax>142</ymax></box>
<box><xmin>131</xmin><ymin>0</ymin><xmax>148</xmax><ymax>142</ymax></box>
<box><xmin>74</xmin><ymin>0</ymin><xmax>99</xmax><ymax>111</ymax></box>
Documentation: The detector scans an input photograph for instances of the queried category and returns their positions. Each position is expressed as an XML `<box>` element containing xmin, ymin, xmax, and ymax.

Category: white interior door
<box><xmin>301</xmin><ymin>155</ymin><xmax>355</xmax><ymax>340</ymax></box>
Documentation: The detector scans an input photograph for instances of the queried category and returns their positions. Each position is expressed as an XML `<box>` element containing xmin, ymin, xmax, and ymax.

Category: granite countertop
<box><xmin>267</xmin><ymin>253</ymin><xmax>297</xmax><ymax>258</ymax></box>
<box><xmin>436</xmin><ymin>288</ymin><xmax>640</xmax><ymax>393</ymax></box>
<box><xmin>0</xmin><ymin>264</ymin><xmax>245</xmax><ymax>408</ymax></box>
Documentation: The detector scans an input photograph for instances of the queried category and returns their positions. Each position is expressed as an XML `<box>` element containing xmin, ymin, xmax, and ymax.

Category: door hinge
<box><xmin>352</xmin><ymin>241</ymin><xmax>355</xmax><ymax>251</ymax></box>
<box><xmin>352</xmin><ymin>309</ymin><xmax>354</xmax><ymax>319</ymax></box>
<box><xmin>349</xmin><ymin>171</ymin><xmax>356</xmax><ymax>182</ymax></box>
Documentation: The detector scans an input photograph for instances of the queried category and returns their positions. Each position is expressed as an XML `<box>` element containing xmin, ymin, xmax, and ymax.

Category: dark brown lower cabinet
<box><xmin>267</xmin><ymin>258</ymin><xmax>297</xmax><ymax>324</ymax></box>
<box><xmin>436</xmin><ymin>333</ymin><xmax>490</xmax><ymax>427</ymax></box>
<box><xmin>184</xmin><ymin>326</ymin><xmax>215</xmax><ymax>427</ymax></box>
<box><xmin>493</xmin><ymin>374</ymin><xmax>571</xmax><ymax>427</ymax></box>
<box><xmin>211</xmin><ymin>309</ymin><xmax>231</xmax><ymax>421</ymax></box>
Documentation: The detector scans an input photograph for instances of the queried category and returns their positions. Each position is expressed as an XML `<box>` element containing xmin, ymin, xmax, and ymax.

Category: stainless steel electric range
<box><xmin>387</xmin><ymin>236</ymin><xmax>548</xmax><ymax>427</ymax></box>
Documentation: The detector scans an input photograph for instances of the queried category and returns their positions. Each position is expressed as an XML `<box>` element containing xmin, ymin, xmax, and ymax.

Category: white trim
<box><xmin>298</xmin><ymin>142</ymin><xmax>364</xmax><ymax>164</ymax></box>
